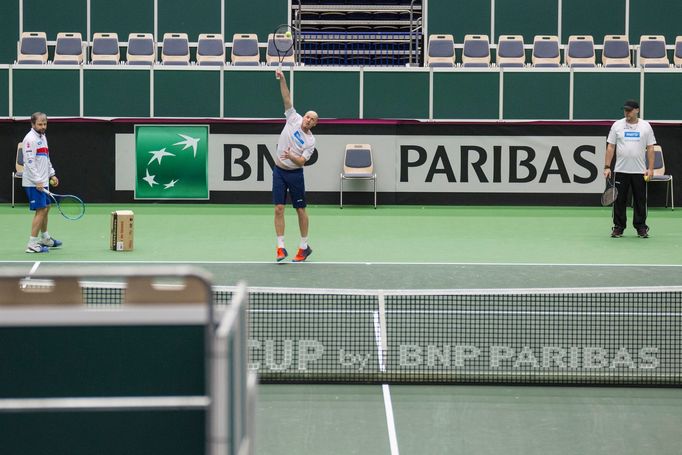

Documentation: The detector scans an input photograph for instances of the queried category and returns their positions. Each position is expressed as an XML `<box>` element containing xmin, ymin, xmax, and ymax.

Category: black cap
<box><xmin>623</xmin><ymin>99</ymin><xmax>640</xmax><ymax>110</ymax></box>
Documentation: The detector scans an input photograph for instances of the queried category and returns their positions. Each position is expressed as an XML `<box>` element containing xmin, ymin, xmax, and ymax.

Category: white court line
<box><xmin>20</xmin><ymin>262</ymin><xmax>41</xmax><ymax>288</ymax></box>
<box><xmin>375</xmin><ymin>295</ymin><xmax>399</xmax><ymax>455</ymax></box>
<box><xmin>2</xmin><ymin>260</ymin><xmax>682</xmax><ymax>267</ymax></box>
<box><xmin>28</xmin><ymin>262</ymin><xmax>41</xmax><ymax>275</ymax></box>
<box><xmin>383</xmin><ymin>384</ymin><xmax>400</xmax><ymax>455</ymax></box>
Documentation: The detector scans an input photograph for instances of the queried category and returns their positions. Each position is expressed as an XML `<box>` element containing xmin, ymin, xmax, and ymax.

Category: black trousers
<box><xmin>613</xmin><ymin>172</ymin><xmax>648</xmax><ymax>230</ymax></box>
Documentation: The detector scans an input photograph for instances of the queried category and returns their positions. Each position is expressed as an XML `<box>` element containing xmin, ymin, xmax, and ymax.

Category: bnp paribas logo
<box><xmin>135</xmin><ymin>125</ymin><xmax>209</xmax><ymax>199</ymax></box>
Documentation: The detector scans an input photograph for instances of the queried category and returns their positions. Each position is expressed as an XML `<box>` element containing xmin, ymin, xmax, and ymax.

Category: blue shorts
<box><xmin>25</xmin><ymin>187</ymin><xmax>51</xmax><ymax>211</ymax></box>
<box><xmin>272</xmin><ymin>166</ymin><xmax>306</xmax><ymax>208</ymax></box>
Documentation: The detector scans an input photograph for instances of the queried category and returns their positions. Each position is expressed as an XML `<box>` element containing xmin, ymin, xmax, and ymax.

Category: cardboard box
<box><xmin>110</xmin><ymin>210</ymin><xmax>134</xmax><ymax>251</ymax></box>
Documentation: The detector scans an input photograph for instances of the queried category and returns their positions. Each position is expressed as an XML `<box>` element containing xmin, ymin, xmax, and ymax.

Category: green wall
<box><xmin>433</xmin><ymin>71</ymin><xmax>499</xmax><ymax>119</ymax></box>
<box><xmin>496</xmin><ymin>0</ymin><xmax>558</xmax><ymax>43</ymax></box>
<box><xmin>428</xmin><ymin>0</ymin><xmax>679</xmax><ymax>44</ymax></box>
<box><xmin>91</xmin><ymin>0</ymin><xmax>154</xmax><ymax>38</ymax></box>
<box><xmin>429</xmin><ymin>0</ymin><xmax>490</xmax><ymax>38</ymax></box>
<box><xmin>572</xmin><ymin>72</ymin><xmax>639</xmax><ymax>120</ymax></box>
<box><xmin>630</xmin><ymin>0</ymin><xmax>682</xmax><ymax>43</ymax></box>
<box><xmin>159</xmin><ymin>0</ymin><xmax>222</xmax><ymax>40</ymax></box>
<box><xmin>561</xmin><ymin>0</ymin><xmax>626</xmax><ymax>43</ymax></box>
<box><xmin>503</xmin><ymin>71</ymin><xmax>570</xmax><ymax>120</ymax></box>
<box><xmin>24</xmin><ymin>0</ymin><xmax>87</xmax><ymax>39</ymax></box>
<box><xmin>4</xmin><ymin>67</ymin><xmax>682</xmax><ymax>120</ymax></box>
<box><xmin>0</xmin><ymin>69</ymin><xmax>8</xmax><ymax>117</ymax></box>
<box><xmin>0</xmin><ymin>1</ymin><xmax>20</xmax><ymax>64</ymax></box>
<box><xmin>226</xmin><ymin>0</ymin><xmax>287</xmax><ymax>42</ymax></box>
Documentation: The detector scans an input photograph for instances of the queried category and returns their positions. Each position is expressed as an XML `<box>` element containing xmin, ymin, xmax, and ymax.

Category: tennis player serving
<box><xmin>273</xmin><ymin>69</ymin><xmax>318</xmax><ymax>262</ymax></box>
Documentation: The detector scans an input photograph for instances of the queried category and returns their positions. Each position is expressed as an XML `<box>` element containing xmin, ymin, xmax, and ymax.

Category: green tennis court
<box><xmin>2</xmin><ymin>203</ymin><xmax>682</xmax><ymax>454</ymax></box>
<box><xmin>2</xmin><ymin>203</ymin><xmax>682</xmax><ymax>286</ymax></box>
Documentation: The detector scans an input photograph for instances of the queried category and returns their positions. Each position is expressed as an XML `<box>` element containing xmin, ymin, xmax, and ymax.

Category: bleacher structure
<box><xmin>0</xmin><ymin>267</ymin><xmax>256</xmax><ymax>455</ymax></box>
<box><xmin>12</xmin><ymin>28</ymin><xmax>682</xmax><ymax>69</ymax></box>
<box><xmin>291</xmin><ymin>0</ymin><xmax>423</xmax><ymax>66</ymax></box>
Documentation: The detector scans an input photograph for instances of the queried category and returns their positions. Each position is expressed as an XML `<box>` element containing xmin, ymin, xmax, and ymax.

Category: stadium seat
<box><xmin>496</xmin><ymin>35</ymin><xmax>525</xmax><ymax>68</ymax></box>
<box><xmin>126</xmin><ymin>33</ymin><xmax>155</xmax><ymax>65</ymax></box>
<box><xmin>16</xmin><ymin>32</ymin><xmax>48</xmax><ymax>64</ymax></box>
<box><xmin>462</xmin><ymin>34</ymin><xmax>490</xmax><ymax>67</ymax></box>
<box><xmin>91</xmin><ymin>33</ymin><xmax>120</xmax><ymax>65</ymax></box>
<box><xmin>532</xmin><ymin>35</ymin><xmax>560</xmax><ymax>67</ymax></box>
<box><xmin>340</xmin><ymin>144</ymin><xmax>377</xmax><ymax>209</ymax></box>
<box><xmin>12</xmin><ymin>143</ymin><xmax>23</xmax><ymax>208</ymax></box>
<box><xmin>602</xmin><ymin>35</ymin><xmax>631</xmax><ymax>68</ymax></box>
<box><xmin>674</xmin><ymin>36</ymin><xmax>682</xmax><ymax>67</ymax></box>
<box><xmin>162</xmin><ymin>33</ymin><xmax>190</xmax><ymax>65</ymax></box>
<box><xmin>231</xmin><ymin>33</ymin><xmax>260</xmax><ymax>66</ymax></box>
<box><xmin>54</xmin><ymin>32</ymin><xmax>84</xmax><ymax>65</ymax></box>
<box><xmin>638</xmin><ymin>35</ymin><xmax>669</xmax><ymax>68</ymax></box>
<box><xmin>565</xmin><ymin>35</ymin><xmax>595</xmax><ymax>67</ymax></box>
<box><xmin>646</xmin><ymin>145</ymin><xmax>674</xmax><ymax>210</ymax></box>
<box><xmin>425</xmin><ymin>34</ymin><xmax>455</xmax><ymax>67</ymax></box>
<box><xmin>266</xmin><ymin>33</ymin><xmax>295</xmax><ymax>66</ymax></box>
<box><xmin>197</xmin><ymin>33</ymin><xmax>225</xmax><ymax>66</ymax></box>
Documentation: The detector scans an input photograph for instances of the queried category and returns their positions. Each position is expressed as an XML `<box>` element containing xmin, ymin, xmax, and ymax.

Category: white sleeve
<box><xmin>284</xmin><ymin>107</ymin><xmax>299</xmax><ymax>124</ymax></box>
<box><xmin>646</xmin><ymin>125</ymin><xmax>656</xmax><ymax>146</ymax></box>
<box><xmin>301</xmin><ymin>142</ymin><xmax>315</xmax><ymax>161</ymax></box>
<box><xmin>22</xmin><ymin>138</ymin><xmax>40</xmax><ymax>179</ymax></box>
<box><xmin>606</xmin><ymin>124</ymin><xmax>617</xmax><ymax>145</ymax></box>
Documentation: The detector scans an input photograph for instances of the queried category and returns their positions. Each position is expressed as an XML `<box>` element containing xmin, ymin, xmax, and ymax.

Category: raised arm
<box><xmin>276</xmin><ymin>69</ymin><xmax>293</xmax><ymax>111</ymax></box>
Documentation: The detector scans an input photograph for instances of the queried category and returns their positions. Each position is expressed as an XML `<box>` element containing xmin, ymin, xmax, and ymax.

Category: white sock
<box><xmin>29</xmin><ymin>236</ymin><xmax>40</xmax><ymax>245</ymax></box>
<box><xmin>41</xmin><ymin>231</ymin><xmax>50</xmax><ymax>240</ymax></box>
<box><xmin>300</xmin><ymin>237</ymin><xmax>308</xmax><ymax>249</ymax></box>
<box><xmin>277</xmin><ymin>236</ymin><xmax>285</xmax><ymax>248</ymax></box>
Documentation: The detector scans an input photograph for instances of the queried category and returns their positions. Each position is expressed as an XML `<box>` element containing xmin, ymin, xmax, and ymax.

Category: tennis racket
<box><xmin>44</xmin><ymin>189</ymin><xmax>85</xmax><ymax>220</ymax></box>
<box><xmin>601</xmin><ymin>176</ymin><xmax>618</xmax><ymax>206</ymax></box>
<box><xmin>272</xmin><ymin>24</ymin><xmax>295</xmax><ymax>76</ymax></box>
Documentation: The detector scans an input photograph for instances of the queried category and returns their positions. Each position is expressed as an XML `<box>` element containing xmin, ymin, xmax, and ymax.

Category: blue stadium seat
<box><xmin>54</xmin><ymin>32</ymin><xmax>84</xmax><ymax>65</ymax></box>
<box><xmin>426</xmin><ymin>34</ymin><xmax>455</xmax><ymax>67</ymax></box>
<box><xmin>162</xmin><ymin>33</ymin><xmax>190</xmax><ymax>65</ymax></box>
<box><xmin>266</xmin><ymin>33</ymin><xmax>295</xmax><ymax>66</ymax></box>
<box><xmin>197</xmin><ymin>33</ymin><xmax>225</xmax><ymax>66</ymax></box>
<box><xmin>602</xmin><ymin>35</ymin><xmax>631</xmax><ymax>68</ymax></box>
<box><xmin>231</xmin><ymin>33</ymin><xmax>260</xmax><ymax>66</ymax></box>
<box><xmin>497</xmin><ymin>35</ymin><xmax>525</xmax><ymax>68</ymax></box>
<box><xmin>127</xmin><ymin>33</ymin><xmax>155</xmax><ymax>65</ymax></box>
<box><xmin>91</xmin><ymin>33</ymin><xmax>120</xmax><ymax>65</ymax></box>
<box><xmin>532</xmin><ymin>35</ymin><xmax>560</xmax><ymax>67</ymax></box>
<box><xmin>17</xmin><ymin>32</ymin><xmax>48</xmax><ymax>64</ymax></box>
<box><xmin>565</xmin><ymin>35</ymin><xmax>595</xmax><ymax>67</ymax></box>
<box><xmin>638</xmin><ymin>35</ymin><xmax>669</xmax><ymax>68</ymax></box>
<box><xmin>462</xmin><ymin>34</ymin><xmax>490</xmax><ymax>67</ymax></box>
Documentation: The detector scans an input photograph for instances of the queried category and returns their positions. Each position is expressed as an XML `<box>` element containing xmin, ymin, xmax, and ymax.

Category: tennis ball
<box><xmin>49</xmin><ymin>177</ymin><xmax>57</xmax><ymax>186</ymax></box>
<box><xmin>644</xmin><ymin>175</ymin><xmax>650</xmax><ymax>182</ymax></box>
<box><xmin>284</xmin><ymin>31</ymin><xmax>292</xmax><ymax>38</ymax></box>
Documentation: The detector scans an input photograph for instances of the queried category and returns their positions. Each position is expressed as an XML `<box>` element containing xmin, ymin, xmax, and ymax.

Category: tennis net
<box><xmin>81</xmin><ymin>283</ymin><xmax>682</xmax><ymax>385</ymax></box>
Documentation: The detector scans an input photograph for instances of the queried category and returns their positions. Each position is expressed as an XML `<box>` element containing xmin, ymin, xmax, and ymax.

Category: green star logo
<box><xmin>135</xmin><ymin>125</ymin><xmax>209</xmax><ymax>199</ymax></box>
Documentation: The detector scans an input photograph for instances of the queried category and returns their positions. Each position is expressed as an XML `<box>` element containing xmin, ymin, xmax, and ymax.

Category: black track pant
<box><xmin>613</xmin><ymin>172</ymin><xmax>648</xmax><ymax>230</ymax></box>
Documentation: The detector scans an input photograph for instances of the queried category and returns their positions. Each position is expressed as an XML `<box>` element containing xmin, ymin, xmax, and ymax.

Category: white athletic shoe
<box><xmin>26</xmin><ymin>243</ymin><xmax>49</xmax><ymax>253</ymax></box>
<box><xmin>40</xmin><ymin>237</ymin><xmax>62</xmax><ymax>248</ymax></box>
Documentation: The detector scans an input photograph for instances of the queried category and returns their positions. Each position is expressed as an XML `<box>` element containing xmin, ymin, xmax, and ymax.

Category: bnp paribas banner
<box><xmin>135</xmin><ymin>125</ymin><xmax>209</xmax><ymax>199</ymax></box>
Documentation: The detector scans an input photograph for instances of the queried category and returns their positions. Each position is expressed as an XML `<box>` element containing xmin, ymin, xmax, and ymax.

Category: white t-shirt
<box><xmin>275</xmin><ymin>107</ymin><xmax>315</xmax><ymax>170</ymax></box>
<box><xmin>22</xmin><ymin>128</ymin><xmax>55</xmax><ymax>187</ymax></box>
<box><xmin>606</xmin><ymin>118</ymin><xmax>656</xmax><ymax>174</ymax></box>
